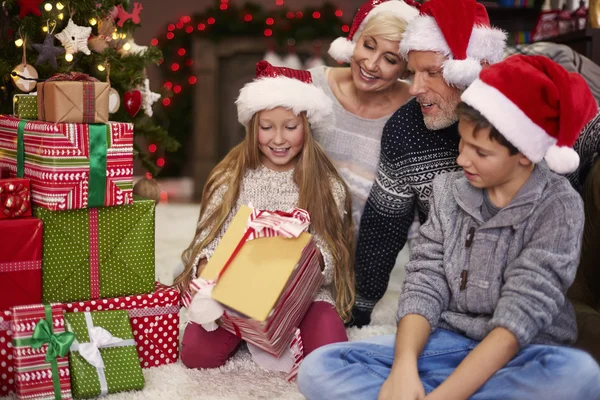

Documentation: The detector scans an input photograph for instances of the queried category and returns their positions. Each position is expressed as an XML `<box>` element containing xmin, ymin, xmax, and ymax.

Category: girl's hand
<box><xmin>378</xmin><ymin>363</ymin><xmax>425</xmax><ymax>400</ymax></box>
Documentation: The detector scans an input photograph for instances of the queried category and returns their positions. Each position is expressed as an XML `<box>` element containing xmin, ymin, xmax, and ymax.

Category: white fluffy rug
<box><xmin>3</xmin><ymin>203</ymin><xmax>408</xmax><ymax>400</ymax></box>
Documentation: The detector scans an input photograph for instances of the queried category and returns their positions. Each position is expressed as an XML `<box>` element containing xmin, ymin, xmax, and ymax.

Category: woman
<box><xmin>309</xmin><ymin>0</ymin><xmax>419</xmax><ymax>234</ymax></box>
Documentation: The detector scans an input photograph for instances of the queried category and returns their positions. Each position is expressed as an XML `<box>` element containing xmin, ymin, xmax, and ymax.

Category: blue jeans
<box><xmin>297</xmin><ymin>329</ymin><xmax>600</xmax><ymax>400</ymax></box>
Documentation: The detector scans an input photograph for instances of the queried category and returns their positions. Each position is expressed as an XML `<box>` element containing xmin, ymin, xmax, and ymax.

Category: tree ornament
<box><xmin>89</xmin><ymin>17</ymin><xmax>115</xmax><ymax>53</ymax></box>
<box><xmin>12</xmin><ymin>63</ymin><xmax>38</xmax><ymax>92</ymax></box>
<box><xmin>17</xmin><ymin>0</ymin><xmax>42</xmax><ymax>19</ymax></box>
<box><xmin>138</xmin><ymin>78</ymin><xmax>161</xmax><ymax>117</ymax></box>
<box><xmin>56</xmin><ymin>18</ymin><xmax>92</xmax><ymax>55</ymax></box>
<box><xmin>108</xmin><ymin>88</ymin><xmax>120</xmax><ymax>113</ymax></box>
<box><xmin>116</xmin><ymin>2</ymin><xmax>143</xmax><ymax>28</ymax></box>
<box><xmin>123</xmin><ymin>89</ymin><xmax>142</xmax><ymax>117</ymax></box>
<box><xmin>119</xmin><ymin>39</ymin><xmax>148</xmax><ymax>56</ymax></box>
<box><xmin>132</xmin><ymin>177</ymin><xmax>161</xmax><ymax>204</ymax></box>
<box><xmin>32</xmin><ymin>33</ymin><xmax>65</xmax><ymax>69</ymax></box>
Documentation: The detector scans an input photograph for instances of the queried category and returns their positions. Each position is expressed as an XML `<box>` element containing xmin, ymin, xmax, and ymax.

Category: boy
<box><xmin>297</xmin><ymin>55</ymin><xmax>600</xmax><ymax>399</ymax></box>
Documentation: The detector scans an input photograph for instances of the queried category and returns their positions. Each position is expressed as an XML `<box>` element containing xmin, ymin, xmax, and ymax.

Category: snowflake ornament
<box><xmin>138</xmin><ymin>78</ymin><xmax>161</xmax><ymax>117</ymax></box>
<box><xmin>56</xmin><ymin>18</ymin><xmax>92</xmax><ymax>55</ymax></box>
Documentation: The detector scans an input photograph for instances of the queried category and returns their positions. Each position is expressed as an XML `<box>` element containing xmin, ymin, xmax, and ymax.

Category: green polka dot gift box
<box><xmin>35</xmin><ymin>197</ymin><xmax>156</xmax><ymax>303</ymax></box>
<box><xmin>13</xmin><ymin>94</ymin><xmax>38</xmax><ymax>120</ymax></box>
<box><xmin>64</xmin><ymin>310</ymin><xmax>145</xmax><ymax>399</ymax></box>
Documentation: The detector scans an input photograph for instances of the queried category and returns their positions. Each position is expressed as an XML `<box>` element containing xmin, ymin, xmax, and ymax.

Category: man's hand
<box><xmin>379</xmin><ymin>362</ymin><xmax>425</xmax><ymax>400</ymax></box>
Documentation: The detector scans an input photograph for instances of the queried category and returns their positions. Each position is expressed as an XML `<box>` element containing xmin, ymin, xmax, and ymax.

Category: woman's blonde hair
<box><xmin>360</xmin><ymin>12</ymin><xmax>408</xmax><ymax>44</ymax></box>
<box><xmin>174</xmin><ymin>112</ymin><xmax>356</xmax><ymax>322</ymax></box>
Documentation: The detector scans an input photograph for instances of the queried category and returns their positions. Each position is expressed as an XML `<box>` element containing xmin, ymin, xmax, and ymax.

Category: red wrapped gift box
<box><xmin>0</xmin><ymin>310</ymin><xmax>14</xmax><ymax>397</ymax></box>
<box><xmin>63</xmin><ymin>282</ymin><xmax>180</xmax><ymax>369</ymax></box>
<box><xmin>0</xmin><ymin>178</ymin><xmax>31</xmax><ymax>219</ymax></box>
<box><xmin>11</xmin><ymin>304</ymin><xmax>72</xmax><ymax>400</ymax></box>
<box><xmin>0</xmin><ymin>115</ymin><xmax>133</xmax><ymax>211</ymax></box>
<box><xmin>0</xmin><ymin>218</ymin><xmax>42</xmax><ymax>310</ymax></box>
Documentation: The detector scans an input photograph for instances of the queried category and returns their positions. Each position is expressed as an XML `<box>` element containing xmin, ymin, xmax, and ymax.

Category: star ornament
<box><xmin>33</xmin><ymin>34</ymin><xmax>65</xmax><ymax>69</ymax></box>
<box><xmin>18</xmin><ymin>0</ymin><xmax>42</xmax><ymax>18</ymax></box>
<box><xmin>138</xmin><ymin>79</ymin><xmax>161</xmax><ymax>117</ymax></box>
<box><xmin>56</xmin><ymin>18</ymin><xmax>92</xmax><ymax>55</ymax></box>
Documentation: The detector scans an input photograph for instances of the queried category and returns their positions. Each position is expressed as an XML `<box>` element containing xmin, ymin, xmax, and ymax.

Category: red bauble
<box><xmin>124</xmin><ymin>89</ymin><xmax>142</xmax><ymax>117</ymax></box>
<box><xmin>18</xmin><ymin>0</ymin><xmax>42</xmax><ymax>18</ymax></box>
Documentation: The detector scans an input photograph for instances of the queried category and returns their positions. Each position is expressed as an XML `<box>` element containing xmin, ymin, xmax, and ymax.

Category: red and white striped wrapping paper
<box><xmin>220</xmin><ymin>240</ymin><xmax>323</xmax><ymax>356</ymax></box>
<box><xmin>0</xmin><ymin>115</ymin><xmax>133</xmax><ymax>211</ymax></box>
<box><xmin>0</xmin><ymin>310</ymin><xmax>14</xmax><ymax>397</ymax></box>
<box><xmin>62</xmin><ymin>283</ymin><xmax>180</xmax><ymax>369</ymax></box>
<box><xmin>11</xmin><ymin>304</ymin><xmax>72</xmax><ymax>400</ymax></box>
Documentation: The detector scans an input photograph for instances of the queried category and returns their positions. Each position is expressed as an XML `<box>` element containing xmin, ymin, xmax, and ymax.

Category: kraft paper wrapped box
<box><xmin>0</xmin><ymin>217</ymin><xmax>42</xmax><ymax>310</ymax></box>
<box><xmin>64</xmin><ymin>310</ymin><xmax>145</xmax><ymax>398</ymax></box>
<box><xmin>11</xmin><ymin>304</ymin><xmax>73</xmax><ymax>400</ymax></box>
<box><xmin>37</xmin><ymin>73</ymin><xmax>109</xmax><ymax>124</ymax></box>
<box><xmin>197</xmin><ymin>205</ymin><xmax>323</xmax><ymax>357</ymax></box>
<box><xmin>35</xmin><ymin>197</ymin><xmax>156</xmax><ymax>303</ymax></box>
<box><xmin>0</xmin><ymin>115</ymin><xmax>134</xmax><ymax>211</ymax></box>
<box><xmin>13</xmin><ymin>94</ymin><xmax>38</xmax><ymax>119</ymax></box>
<box><xmin>63</xmin><ymin>282</ymin><xmax>180</xmax><ymax>369</ymax></box>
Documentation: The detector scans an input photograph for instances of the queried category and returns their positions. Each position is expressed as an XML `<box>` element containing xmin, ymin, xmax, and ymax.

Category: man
<box><xmin>351</xmin><ymin>0</ymin><xmax>507</xmax><ymax>326</ymax></box>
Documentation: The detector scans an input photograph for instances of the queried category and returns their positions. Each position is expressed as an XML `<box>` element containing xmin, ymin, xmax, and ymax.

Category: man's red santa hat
<box><xmin>399</xmin><ymin>0</ymin><xmax>506</xmax><ymax>88</ymax></box>
<box><xmin>328</xmin><ymin>0</ymin><xmax>420</xmax><ymax>64</ymax></box>
<box><xmin>461</xmin><ymin>54</ymin><xmax>597</xmax><ymax>174</ymax></box>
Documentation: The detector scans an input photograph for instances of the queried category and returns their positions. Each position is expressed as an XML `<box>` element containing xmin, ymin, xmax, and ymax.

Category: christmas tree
<box><xmin>0</xmin><ymin>0</ymin><xmax>179</xmax><ymax>174</ymax></box>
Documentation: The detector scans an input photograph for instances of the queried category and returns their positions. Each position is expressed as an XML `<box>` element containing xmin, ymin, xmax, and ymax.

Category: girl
<box><xmin>173</xmin><ymin>61</ymin><xmax>355</xmax><ymax>371</ymax></box>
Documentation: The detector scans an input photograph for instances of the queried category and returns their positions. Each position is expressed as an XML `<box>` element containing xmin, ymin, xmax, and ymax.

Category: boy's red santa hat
<box><xmin>461</xmin><ymin>54</ymin><xmax>597</xmax><ymax>174</ymax></box>
<box><xmin>328</xmin><ymin>0</ymin><xmax>420</xmax><ymax>63</ymax></box>
<box><xmin>399</xmin><ymin>0</ymin><xmax>506</xmax><ymax>88</ymax></box>
<box><xmin>236</xmin><ymin>61</ymin><xmax>334</xmax><ymax>132</ymax></box>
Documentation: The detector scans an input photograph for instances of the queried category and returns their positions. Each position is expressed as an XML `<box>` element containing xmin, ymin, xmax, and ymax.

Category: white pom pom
<box><xmin>442</xmin><ymin>58</ymin><xmax>482</xmax><ymax>88</ymax></box>
<box><xmin>544</xmin><ymin>145</ymin><xmax>580</xmax><ymax>174</ymax></box>
<box><xmin>328</xmin><ymin>37</ymin><xmax>355</xmax><ymax>63</ymax></box>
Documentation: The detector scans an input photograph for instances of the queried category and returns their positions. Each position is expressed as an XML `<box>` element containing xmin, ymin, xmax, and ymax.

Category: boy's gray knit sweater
<box><xmin>397</xmin><ymin>162</ymin><xmax>584</xmax><ymax>347</ymax></box>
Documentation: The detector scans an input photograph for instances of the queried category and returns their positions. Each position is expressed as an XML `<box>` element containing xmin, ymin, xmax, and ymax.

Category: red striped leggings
<box><xmin>180</xmin><ymin>301</ymin><xmax>348</xmax><ymax>369</ymax></box>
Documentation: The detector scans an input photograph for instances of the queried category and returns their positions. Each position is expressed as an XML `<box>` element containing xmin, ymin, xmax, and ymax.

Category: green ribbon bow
<box><xmin>15</xmin><ymin>305</ymin><xmax>75</xmax><ymax>400</ymax></box>
<box><xmin>30</xmin><ymin>319</ymin><xmax>75</xmax><ymax>362</ymax></box>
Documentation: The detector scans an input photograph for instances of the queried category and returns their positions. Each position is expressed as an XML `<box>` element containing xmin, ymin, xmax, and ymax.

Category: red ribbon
<box><xmin>89</xmin><ymin>208</ymin><xmax>100</xmax><ymax>299</ymax></box>
<box><xmin>0</xmin><ymin>181</ymin><xmax>30</xmax><ymax>218</ymax></box>
<box><xmin>45</xmin><ymin>72</ymin><xmax>100</xmax><ymax>83</ymax></box>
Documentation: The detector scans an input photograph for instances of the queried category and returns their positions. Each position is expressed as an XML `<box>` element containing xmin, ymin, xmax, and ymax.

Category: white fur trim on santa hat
<box><xmin>236</xmin><ymin>76</ymin><xmax>334</xmax><ymax>132</ymax></box>
<box><xmin>400</xmin><ymin>15</ymin><xmax>506</xmax><ymax>85</ymax></box>
<box><xmin>442</xmin><ymin>57</ymin><xmax>482</xmax><ymax>88</ymax></box>
<box><xmin>461</xmin><ymin>79</ymin><xmax>556</xmax><ymax>163</ymax></box>
<box><xmin>544</xmin><ymin>145</ymin><xmax>580</xmax><ymax>174</ymax></box>
<box><xmin>328</xmin><ymin>0</ymin><xmax>419</xmax><ymax>63</ymax></box>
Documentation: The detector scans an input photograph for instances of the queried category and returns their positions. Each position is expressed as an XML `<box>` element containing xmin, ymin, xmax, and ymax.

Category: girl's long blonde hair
<box><xmin>174</xmin><ymin>112</ymin><xmax>355</xmax><ymax>322</ymax></box>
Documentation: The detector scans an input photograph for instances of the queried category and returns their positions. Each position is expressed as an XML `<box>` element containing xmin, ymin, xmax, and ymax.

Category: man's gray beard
<box><xmin>423</xmin><ymin>113</ymin><xmax>459</xmax><ymax>131</ymax></box>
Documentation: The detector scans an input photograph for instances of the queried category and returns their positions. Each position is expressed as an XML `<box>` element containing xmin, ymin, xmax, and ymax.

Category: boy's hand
<box><xmin>378</xmin><ymin>364</ymin><xmax>425</xmax><ymax>400</ymax></box>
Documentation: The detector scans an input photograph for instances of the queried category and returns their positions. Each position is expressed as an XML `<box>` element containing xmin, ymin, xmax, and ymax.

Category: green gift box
<box><xmin>13</xmin><ymin>94</ymin><xmax>38</xmax><ymax>119</ymax></box>
<box><xmin>35</xmin><ymin>197</ymin><xmax>156</xmax><ymax>303</ymax></box>
<box><xmin>65</xmin><ymin>310</ymin><xmax>145</xmax><ymax>398</ymax></box>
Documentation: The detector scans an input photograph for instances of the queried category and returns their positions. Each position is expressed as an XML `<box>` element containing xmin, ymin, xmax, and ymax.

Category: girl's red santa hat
<box><xmin>399</xmin><ymin>0</ymin><xmax>506</xmax><ymax>88</ymax></box>
<box><xmin>328</xmin><ymin>0</ymin><xmax>420</xmax><ymax>63</ymax></box>
<box><xmin>461</xmin><ymin>54</ymin><xmax>597</xmax><ymax>174</ymax></box>
<box><xmin>236</xmin><ymin>61</ymin><xmax>334</xmax><ymax>132</ymax></box>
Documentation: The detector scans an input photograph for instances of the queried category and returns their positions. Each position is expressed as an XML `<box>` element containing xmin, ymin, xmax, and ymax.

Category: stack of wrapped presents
<box><xmin>0</xmin><ymin>73</ymin><xmax>180</xmax><ymax>399</ymax></box>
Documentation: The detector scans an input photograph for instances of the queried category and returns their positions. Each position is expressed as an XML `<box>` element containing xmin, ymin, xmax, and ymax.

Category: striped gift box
<box><xmin>0</xmin><ymin>115</ymin><xmax>133</xmax><ymax>211</ymax></box>
<box><xmin>11</xmin><ymin>304</ymin><xmax>72</xmax><ymax>400</ymax></box>
<box><xmin>219</xmin><ymin>240</ymin><xmax>322</xmax><ymax>356</ymax></box>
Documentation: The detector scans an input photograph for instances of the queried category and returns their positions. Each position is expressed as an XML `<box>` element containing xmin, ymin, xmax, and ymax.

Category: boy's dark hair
<box><xmin>455</xmin><ymin>102</ymin><xmax>519</xmax><ymax>156</ymax></box>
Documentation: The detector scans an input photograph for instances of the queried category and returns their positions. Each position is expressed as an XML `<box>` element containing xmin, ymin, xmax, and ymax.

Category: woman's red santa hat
<box><xmin>399</xmin><ymin>0</ymin><xmax>506</xmax><ymax>88</ymax></box>
<box><xmin>328</xmin><ymin>0</ymin><xmax>420</xmax><ymax>63</ymax></box>
<box><xmin>236</xmin><ymin>61</ymin><xmax>334</xmax><ymax>132</ymax></box>
<box><xmin>461</xmin><ymin>54</ymin><xmax>597</xmax><ymax>174</ymax></box>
